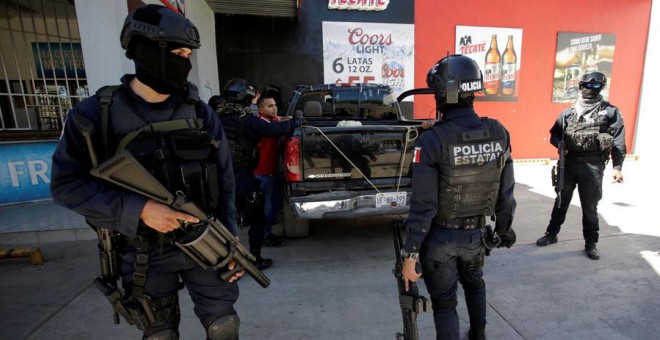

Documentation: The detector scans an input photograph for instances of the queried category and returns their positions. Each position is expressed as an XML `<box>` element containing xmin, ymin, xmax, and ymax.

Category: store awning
<box><xmin>205</xmin><ymin>0</ymin><xmax>299</xmax><ymax>18</ymax></box>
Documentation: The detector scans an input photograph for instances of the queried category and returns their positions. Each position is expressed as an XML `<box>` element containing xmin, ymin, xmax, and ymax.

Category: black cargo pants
<box><xmin>546</xmin><ymin>158</ymin><xmax>605</xmax><ymax>246</ymax></box>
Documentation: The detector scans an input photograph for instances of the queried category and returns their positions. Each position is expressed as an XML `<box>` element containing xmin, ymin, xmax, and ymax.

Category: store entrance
<box><xmin>0</xmin><ymin>0</ymin><xmax>87</xmax><ymax>138</ymax></box>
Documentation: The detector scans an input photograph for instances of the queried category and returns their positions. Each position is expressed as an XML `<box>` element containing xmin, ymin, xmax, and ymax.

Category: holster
<box><xmin>481</xmin><ymin>225</ymin><xmax>501</xmax><ymax>256</ymax></box>
<box><xmin>94</xmin><ymin>278</ymin><xmax>179</xmax><ymax>331</ymax></box>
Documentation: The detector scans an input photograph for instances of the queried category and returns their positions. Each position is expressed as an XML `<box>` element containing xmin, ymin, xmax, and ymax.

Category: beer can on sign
<box><xmin>563</xmin><ymin>64</ymin><xmax>581</xmax><ymax>99</ymax></box>
<box><xmin>382</xmin><ymin>58</ymin><xmax>406</xmax><ymax>91</ymax></box>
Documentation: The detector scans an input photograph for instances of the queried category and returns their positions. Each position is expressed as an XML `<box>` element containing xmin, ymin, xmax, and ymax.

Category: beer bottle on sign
<box><xmin>484</xmin><ymin>34</ymin><xmax>501</xmax><ymax>96</ymax></box>
<box><xmin>500</xmin><ymin>35</ymin><xmax>517</xmax><ymax>96</ymax></box>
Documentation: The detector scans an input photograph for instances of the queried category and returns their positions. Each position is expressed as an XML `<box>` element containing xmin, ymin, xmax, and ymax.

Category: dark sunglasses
<box><xmin>581</xmin><ymin>82</ymin><xmax>603</xmax><ymax>89</ymax></box>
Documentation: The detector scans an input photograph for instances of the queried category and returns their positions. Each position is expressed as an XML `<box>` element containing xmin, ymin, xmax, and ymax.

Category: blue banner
<box><xmin>0</xmin><ymin>142</ymin><xmax>57</xmax><ymax>205</ymax></box>
<box><xmin>31</xmin><ymin>42</ymin><xmax>86</xmax><ymax>79</ymax></box>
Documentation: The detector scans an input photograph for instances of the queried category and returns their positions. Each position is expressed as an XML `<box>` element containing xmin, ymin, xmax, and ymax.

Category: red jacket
<box><xmin>253</xmin><ymin>114</ymin><xmax>280</xmax><ymax>175</ymax></box>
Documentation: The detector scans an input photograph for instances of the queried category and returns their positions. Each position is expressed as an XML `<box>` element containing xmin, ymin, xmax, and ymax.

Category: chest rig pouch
<box><xmin>565</xmin><ymin>105</ymin><xmax>614</xmax><ymax>154</ymax></box>
<box><xmin>431</xmin><ymin>118</ymin><xmax>509</xmax><ymax>226</ymax></box>
<box><xmin>120</xmin><ymin>125</ymin><xmax>219</xmax><ymax>212</ymax></box>
<box><xmin>111</xmin><ymin>100</ymin><xmax>220</xmax><ymax>212</ymax></box>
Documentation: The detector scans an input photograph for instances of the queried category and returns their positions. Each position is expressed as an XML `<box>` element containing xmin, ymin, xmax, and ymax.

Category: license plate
<box><xmin>375</xmin><ymin>192</ymin><xmax>407</xmax><ymax>208</ymax></box>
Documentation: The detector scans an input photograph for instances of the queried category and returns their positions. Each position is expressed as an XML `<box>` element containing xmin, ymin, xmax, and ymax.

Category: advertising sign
<box><xmin>552</xmin><ymin>32</ymin><xmax>616</xmax><ymax>103</ymax></box>
<box><xmin>0</xmin><ymin>142</ymin><xmax>57</xmax><ymax>205</ymax></box>
<box><xmin>31</xmin><ymin>42</ymin><xmax>86</xmax><ymax>79</ymax></box>
<box><xmin>328</xmin><ymin>0</ymin><xmax>390</xmax><ymax>11</ymax></box>
<box><xmin>455</xmin><ymin>26</ymin><xmax>523</xmax><ymax>101</ymax></box>
<box><xmin>323</xmin><ymin>21</ymin><xmax>414</xmax><ymax>100</ymax></box>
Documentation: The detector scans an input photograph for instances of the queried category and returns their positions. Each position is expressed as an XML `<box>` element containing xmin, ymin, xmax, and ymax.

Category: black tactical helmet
<box><xmin>579</xmin><ymin>71</ymin><xmax>607</xmax><ymax>87</ymax></box>
<box><xmin>222</xmin><ymin>78</ymin><xmax>256</xmax><ymax>104</ymax></box>
<box><xmin>426</xmin><ymin>54</ymin><xmax>483</xmax><ymax>104</ymax></box>
<box><xmin>120</xmin><ymin>4</ymin><xmax>200</xmax><ymax>55</ymax></box>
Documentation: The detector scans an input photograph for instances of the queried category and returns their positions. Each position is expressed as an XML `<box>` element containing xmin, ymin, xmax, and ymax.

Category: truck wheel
<box><xmin>283</xmin><ymin>203</ymin><xmax>309</xmax><ymax>238</ymax></box>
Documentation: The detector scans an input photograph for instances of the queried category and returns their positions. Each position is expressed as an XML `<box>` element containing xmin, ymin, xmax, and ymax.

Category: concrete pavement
<box><xmin>1</xmin><ymin>160</ymin><xmax>659</xmax><ymax>339</ymax></box>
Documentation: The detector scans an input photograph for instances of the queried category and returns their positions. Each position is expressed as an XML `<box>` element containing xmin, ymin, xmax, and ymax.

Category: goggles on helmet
<box><xmin>580</xmin><ymin>72</ymin><xmax>606</xmax><ymax>84</ymax></box>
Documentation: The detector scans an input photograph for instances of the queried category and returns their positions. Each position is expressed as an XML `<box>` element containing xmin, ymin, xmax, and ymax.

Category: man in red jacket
<box><xmin>254</xmin><ymin>95</ymin><xmax>287</xmax><ymax>248</ymax></box>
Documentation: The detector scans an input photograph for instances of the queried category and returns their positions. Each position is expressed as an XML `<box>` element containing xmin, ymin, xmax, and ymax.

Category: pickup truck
<box><xmin>278</xmin><ymin>83</ymin><xmax>428</xmax><ymax>237</ymax></box>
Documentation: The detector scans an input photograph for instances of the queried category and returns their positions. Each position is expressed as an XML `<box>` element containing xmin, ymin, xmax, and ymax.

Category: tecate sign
<box><xmin>328</xmin><ymin>0</ymin><xmax>390</xmax><ymax>11</ymax></box>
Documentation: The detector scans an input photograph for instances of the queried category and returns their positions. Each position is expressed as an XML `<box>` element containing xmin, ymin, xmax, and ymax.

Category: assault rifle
<box><xmin>392</xmin><ymin>220</ymin><xmax>431</xmax><ymax>340</ymax></box>
<box><xmin>554</xmin><ymin>113</ymin><xmax>567</xmax><ymax>208</ymax></box>
<box><xmin>555</xmin><ymin>140</ymin><xmax>565</xmax><ymax>208</ymax></box>
<box><xmin>90</xmin><ymin>150</ymin><xmax>270</xmax><ymax>288</ymax></box>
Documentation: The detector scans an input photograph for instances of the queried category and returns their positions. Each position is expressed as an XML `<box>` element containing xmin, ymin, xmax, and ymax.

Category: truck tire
<box><xmin>283</xmin><ymin>203</ymin><xmax>309</xmax><ymax>238</ymax></box>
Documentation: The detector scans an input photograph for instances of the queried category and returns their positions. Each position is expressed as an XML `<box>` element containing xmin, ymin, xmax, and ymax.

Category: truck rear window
<box><xmin>295</xmin><ymin>87</ymin><xmax>398</xmax><ymax>120</ymax></box>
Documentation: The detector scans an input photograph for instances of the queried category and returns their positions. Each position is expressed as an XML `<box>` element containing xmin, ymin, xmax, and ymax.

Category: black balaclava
<box><xmin>580</xmin><ymin>86</ymin><xmax>602</xmax><ymax>100</ymax></box>
<box><xmin>436</xmin><ymin>93</ymin><xmax>474</xmax><ymax>119</ymax></box>
<box><xmin>131</xmin><ymin>38</ymin><xmax>192</xmax><ymax>95</ymax></box>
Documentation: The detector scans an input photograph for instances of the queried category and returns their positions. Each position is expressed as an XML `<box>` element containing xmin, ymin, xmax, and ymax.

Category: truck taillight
<box><xmin>285</xmin><ymin>137</ymin><xmax>302</xmax><ymax>182</ymax></box>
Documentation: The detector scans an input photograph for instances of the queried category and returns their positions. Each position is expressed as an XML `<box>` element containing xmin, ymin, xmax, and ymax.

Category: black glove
<box><xmin>497</xmin><ymin>229</ymin><xmax>517</xmax><ymax>248</ymax></box>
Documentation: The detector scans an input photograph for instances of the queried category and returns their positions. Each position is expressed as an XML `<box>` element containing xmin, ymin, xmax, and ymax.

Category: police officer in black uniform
<box><xmin>218</xmin><ymin>78</ymin><xmax>300</xmax><ymax>270</ymax></box>
<box><xmin>401</xmin><ymin>54</ymin><xmax>517</xmax><ymax>340</ymax></box>
<box><xmin>536</xmin><ymin>71</ymin><xmax>626</xmax><ymax>260</ymax></box>
<box><xmin>51</xmin><ymin>5</ymin><xmax>243</xmax><ymax>339</ymax></box>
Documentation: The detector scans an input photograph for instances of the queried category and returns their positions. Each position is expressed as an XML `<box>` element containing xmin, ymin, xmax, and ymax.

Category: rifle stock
<box><xmin>90</xmin><ymin>150</ymin><xmax>270</xmax><ymax>288</ymax></box>
<box><xmin>392</xmin><ymin>220</ymin><xmax>431</xmax><ymax>340</ymax></box>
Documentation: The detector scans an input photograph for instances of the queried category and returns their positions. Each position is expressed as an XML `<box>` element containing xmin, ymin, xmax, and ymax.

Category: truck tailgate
<box><xmin>300</xmin><ymin>125</ymin><xmax>416</xmax><ymax>181</ymax></box>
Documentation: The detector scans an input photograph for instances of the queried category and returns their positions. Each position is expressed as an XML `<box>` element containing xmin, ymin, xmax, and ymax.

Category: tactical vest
<box><xmin>431</xmin><ymin>118</ymin><xmax>509</xmax><ymax>225</ymax></box>
<box><xmin>564</xmin><ymin>103</ymin><xmax>615</xmax><ymax>154</ymax></box>
<box><xmin>219</xmin><ymin>103</ymin><xmax>259</xmax><ymax>172</ymax></box>
<box><xmin>97</xmin><ymin>85</ymin><xmax>220</xmax><ymax>211</ymax></box>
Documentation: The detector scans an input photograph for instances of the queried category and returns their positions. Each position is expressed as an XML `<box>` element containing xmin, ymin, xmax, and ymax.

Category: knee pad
<box><xmin>143</xmin><ymin>328</ymin><xmax>179</xmax><ymax>340</ymax></box>
<box><xmin>206</xmin><ymin>313</ymin><xmax>240</xmax><ymax>340</ymax></box>
<box><xmin>431</xmin><ymin>297</ymin><xmax>458</xmax><ymax>311</ymax></box>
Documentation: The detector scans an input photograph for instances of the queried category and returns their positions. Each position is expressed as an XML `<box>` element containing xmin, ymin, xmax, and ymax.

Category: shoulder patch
<box><xmin>413</xmin><ymin>146</ymin><xmax>422</xmax><ymax>164</ymax></box>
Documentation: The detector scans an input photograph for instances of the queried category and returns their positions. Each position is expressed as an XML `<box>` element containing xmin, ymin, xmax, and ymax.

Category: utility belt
<box><xmin>433</xmin><ymin>216</ymin><xmax>486</xmax><ymax>230</ymax></box>
<box><xmin>130</xmin><ymin>224</ymin><xmax>177</xmax><ymax>246</ymax></box>
<box><xmin>566</xmin><ymin>153</ymin><xmax>606</xmax><ymax>163</ymax></box>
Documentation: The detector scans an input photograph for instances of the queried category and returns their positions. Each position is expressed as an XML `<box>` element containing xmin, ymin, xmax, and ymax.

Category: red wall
<box><xmin>414</xmin><ymin>0</ymin><xmax>651</xmax><ymax>159</ymax></box>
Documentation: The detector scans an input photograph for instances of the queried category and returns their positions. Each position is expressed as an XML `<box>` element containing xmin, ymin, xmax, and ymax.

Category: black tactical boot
<box><xmin>585</xmin><ymin>245</ymin><xmax>600</xmax><ymax>260</ymax></box>
<box><xmin>536</xmin><ymin>233</ymin><xmax>558</xmax><ymax>247</ymax></box>
<box><xmin>251</xmin><ymin>251</ymin><xmax>273</xmax><ymax>270</ymax></box>
<box><xmin>253</xmin><ymin>256</ymin><xmax>273</xmax><ymax>270</ymax></box>
<box><xmin>468</xmin><ymin>326</ymin><xmax>486</xmax><ymax>340</ymax></box>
